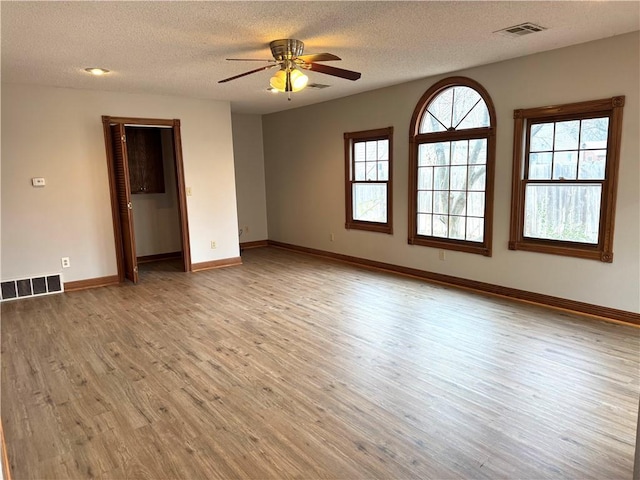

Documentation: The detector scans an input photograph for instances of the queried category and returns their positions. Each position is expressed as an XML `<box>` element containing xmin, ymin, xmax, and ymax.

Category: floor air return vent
<box><xmin>0</xmin><ymin>274</ymin><xmax>63</xmax><ymax>301</ymax></box>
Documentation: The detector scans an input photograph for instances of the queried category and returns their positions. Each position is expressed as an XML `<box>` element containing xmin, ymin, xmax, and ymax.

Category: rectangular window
<box><xmin>416</xmin><ymin>139</ymin><xmax>487</xmax><ymax>243</ymax></box>
<box><xmin>345</xmin><ymin>127</ymin><xmax>393</xmax><ymax>234</ymax></box>
<box><xmin>509</xmin><ymin>97</ymin><xmax>625</xmax><ymax>262</ymax></box>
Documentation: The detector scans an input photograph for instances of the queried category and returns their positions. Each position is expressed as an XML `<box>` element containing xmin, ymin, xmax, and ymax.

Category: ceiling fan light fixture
<box><xmin>269</xmin><ymin>69</ymin><xmax>287</xmax><ymax>92</ymax></box>
<box><xmin>269</xmin><ymin>67</ymin><xmax>308</xmax><ymax>93</ymax></box>
<box><xmin>289</xmin><ymin>68</ymin><xmax>308</xmax><ymax>92</ymax></box>
<box><xmin>219</xmin><ymin>38</ymin><xmax>361</xmax><ymax>98</ymax></box>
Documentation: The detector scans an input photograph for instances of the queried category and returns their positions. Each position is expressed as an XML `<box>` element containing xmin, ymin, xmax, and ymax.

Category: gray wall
<box><xmin>1</xmin><ymin>85</ymin><xmax>240</xmax><ymax>282</ymax></box>
<box><xmin>262</xmin><ymin>32</ymin><xmax>640</xmax><ymax>312</ymax></box>
<box><xmin>232</xmin><ymin>114</ymin><xmax>269</xmax><ymax>243</ymax></box>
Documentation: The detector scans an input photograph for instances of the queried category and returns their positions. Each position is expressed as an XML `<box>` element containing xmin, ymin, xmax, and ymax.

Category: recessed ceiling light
<box><xmin>84</xmin><ymin>67</ymin><xmax>110</xmax><ymax>76</ymax></box>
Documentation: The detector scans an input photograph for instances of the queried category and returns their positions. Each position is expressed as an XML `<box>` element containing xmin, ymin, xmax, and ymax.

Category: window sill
<box><xmin>346</xmin><ymin>222</ymin><xmax>393</xmax><ymax>235</ymax></box>
<box><xmin>508</xmin><ymin>240</ymin><xmax>612</xmax><ymax>262</ymax></box>
<box><xmin>408</xmin><ymin>236</ymin><xmax>491</xmax><ymax>256</ymax></box>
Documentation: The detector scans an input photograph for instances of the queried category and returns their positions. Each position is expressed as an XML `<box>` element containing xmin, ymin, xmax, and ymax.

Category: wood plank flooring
<box><xmin>2</xmin><ymin>247</ymin><xmax>638</xmax><ymax>479</ymax></box>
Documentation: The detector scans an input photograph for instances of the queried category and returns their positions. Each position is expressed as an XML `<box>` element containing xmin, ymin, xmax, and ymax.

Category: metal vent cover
<box><xmin>1</xmin><ymin>274</ymin><xmax>64</xmax><ymax>301</ymax></box>
<box><xmin>495</xmin><ymin>22</ymin><xmax>547</xmax><ymax>37</ymax></box>
<box><xmin>308</xmin><ymin>83</ymin><xmax>331</xmax><ymax>89</ymax></box>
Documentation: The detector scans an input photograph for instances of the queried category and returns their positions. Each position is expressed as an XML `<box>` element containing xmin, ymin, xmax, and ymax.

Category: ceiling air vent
<box><xmin>308</xmin><ymin>83</ymin><xmax>331</xmax><ymax>89</ymax></box>
<box><xmin>495</xmin><ymin>23</ymin><xmax>547</xmax><ymax>38</ymax></box>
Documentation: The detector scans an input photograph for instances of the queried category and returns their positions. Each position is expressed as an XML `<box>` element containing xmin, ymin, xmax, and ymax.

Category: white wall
<box><xmin>263</xmin><ymin>32</ymin><xmax>640</xmax><ymax>313</ymax></box>
<box><xmin>232</xmin><ymin>113</ymin><xmax>269</xmax><ymax>243</ymax></box>
<box><xmin>131</xmin><ymin>129</ymin><xmax>182</xmax><ymax>257</ymax></box>
<box><xmin>1</xmin><ymin>84</ymin><xmax>240</xmax><ymax>283</ymax></box>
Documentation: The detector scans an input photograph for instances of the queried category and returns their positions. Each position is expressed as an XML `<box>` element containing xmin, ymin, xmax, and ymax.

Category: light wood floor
<box><xmin>2</xmin><ymin>247</ymin><xmax>638</xmax><ymax>479</ymax></box>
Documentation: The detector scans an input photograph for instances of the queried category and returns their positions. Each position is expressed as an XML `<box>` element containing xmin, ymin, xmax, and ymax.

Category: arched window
<box><xmin>408</xmin><ymin>77</ymin><xmax>496</xmax><ymax>256</ymax></box>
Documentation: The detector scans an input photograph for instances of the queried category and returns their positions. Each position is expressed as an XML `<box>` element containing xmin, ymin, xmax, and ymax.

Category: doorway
<box><xmin>102</xmin><ymin>116</ymin><xmax>191</xmax><ymax>283</ymax></box>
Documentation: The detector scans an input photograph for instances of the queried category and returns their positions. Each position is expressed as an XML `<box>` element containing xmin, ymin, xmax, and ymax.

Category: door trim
<box><xmin>102</xmin><ymin>116</ymin><xmax>192</xmax><ymax>281</ymax></box>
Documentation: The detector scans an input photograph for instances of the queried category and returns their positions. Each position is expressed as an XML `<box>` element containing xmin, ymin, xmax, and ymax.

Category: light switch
<box><xmin>32</xmin><ymin>177</ymin><xmax>46</xmax><ymax>187</ymax></box>
<box><xmin>186</xmin><ymin>187</ymin><xmax>192</xmax><ymax>196</ymax></box>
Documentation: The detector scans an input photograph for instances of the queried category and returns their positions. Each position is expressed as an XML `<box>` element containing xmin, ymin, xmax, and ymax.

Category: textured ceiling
<box><xmin>1</xmin><ymin>1</ymin><xmax>638</xmax><ymax>114</ymax></box>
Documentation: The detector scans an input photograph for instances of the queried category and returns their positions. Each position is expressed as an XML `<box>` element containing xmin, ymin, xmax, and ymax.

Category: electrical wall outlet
<box><xmin>61</xmin><ymin>257</ymin><xmax>71</xmax><ymax>268</ymax></box>
<box><xmin>210</xmin><ymin>241</ymin><xmax>216</xmax><ymax>249</ymax></box>
<box><xmin>439</xmin><ymin>250</ymin><xmax>446</xmax><ymax>261</ymax></box>
<box><xmin>330</xmin><ymin>233</ymin><xmax>335</xmax><ymax>242</ymax></box>
<box><xmin>244</xmin><ymin>225</ymin><xmax>249</xmax><ymax>233</ymax></box>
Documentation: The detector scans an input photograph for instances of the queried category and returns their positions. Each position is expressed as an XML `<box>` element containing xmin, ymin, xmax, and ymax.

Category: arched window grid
<box><xmin>408</xmin><ymin>77</ymin><xmax>496</xmax><ymax>256</ymax></box>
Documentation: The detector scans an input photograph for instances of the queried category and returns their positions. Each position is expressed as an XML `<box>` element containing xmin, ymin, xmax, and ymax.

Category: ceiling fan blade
<box><xmin>226</xmin><ymin>58</ymin><xmax>277</xmax><ymax>62</ymax></box>
<box><xmin>307</xmin><ymin>63</ymin><xmax>361</xmax><ymax>81</ymax></box>
<box><xmin>298</xmin><ymin>53</ymin><xmax>341</xmax><ymax>62</ymax></box>
<box><xmin>218</xmin><ymin>64</ymin><xmax>277</xmax><ymax>83</ymax></box>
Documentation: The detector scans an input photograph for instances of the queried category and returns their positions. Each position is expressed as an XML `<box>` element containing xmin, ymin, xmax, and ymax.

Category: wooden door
<box><xmin>110</xmin><ymin>124</ymin><xmax>139</xmax><ymax>283</ymax></box>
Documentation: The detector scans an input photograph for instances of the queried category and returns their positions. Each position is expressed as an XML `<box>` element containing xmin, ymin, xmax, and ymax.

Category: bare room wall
<box><xmin>232</xmin><ymin>113</ymin><xmax>269</xmax><ymax>243</ymax></box>
<box><xmin>1</xmin><ymin>84</ymin><xmax>240</xmax><ymax>283</ymax></box>
<box><xmin>262</xmin><ymin>32</ymin><xmax>640</xmax><ymax>313</ymax></box>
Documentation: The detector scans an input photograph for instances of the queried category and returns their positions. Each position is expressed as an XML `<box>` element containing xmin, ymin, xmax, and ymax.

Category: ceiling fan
<box><xmin>218</xmin><ymin>39</ymin><xmax>361</xmax><ymax>99</ymax></box>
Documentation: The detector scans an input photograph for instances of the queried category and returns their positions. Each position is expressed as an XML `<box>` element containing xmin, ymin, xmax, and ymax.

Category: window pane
<box><xmin>378</xmin><ymin>161</ymin><xmax>389</xmax><ymax>181</ymax></box>
<box><xmin>433</xmin><ymin>215</ymin><xmax>449</xmax><ymax>237</ymax></box>
<box><xmin>468</xmin><ymin>139</ymin><xmax>487</xmax><ymax>165</ymax></box>
<box><xmin>433</xmin><ymin>191</ymin><xmax>449</xmax><ymax>214</ymax></box>
<box><xmin>581</xmin><ymin>117</ymin><xmax>609</xmax><ymax>147</ymax></box>
<box><xmin>434</xmin><ymin>166</ymin><xmax>449</xmax><ymax>190</ymax></box>
<box><xmin>365</xmin><ymin>162</ymin><xmax>377</xmax><ymax>180</ymax></box>
<box><xmin>354</xmin><ymin>162</ymin><xmax>365</xmax><ymax>181</ymax></box>
<box><xmin>528</xmin><ymin>152</ymin><xmax>552</xmax><ymax>180</ymax></box>
<box><xmin>354</xmin><ymin>142</ymin><xmax>365</xmax><ymax>161</ymax></box>
<box><xmin>552</xmin><ymin>151</ymin><xmax>578</xmax><ymax>180</ymax></box>
<box><xmin>466</xmin><ymin>217</ymin><xmax>484</xmax><ymax>242</ymax></box>
<box><xmin>578</xmin><ymin>150</ymin><xmax>606</xmax><ymax>180</ymax></box>
<box><xmin>449</xmin><ymin>216</ymin><xmax>466</xmax><ymax>240</ymax></box>
<box><xmin>452</xmin><ymin>140</ymin><xmax>468</xmax><ymax>165</ymax></box>
<box><xmin>418</xmin><ymin>167</ymin><xmax>433</xmax><ymax>190</ymax></box>
<box><xmin>530</xmin><ymin>123</ymin><xmax>554</xmax><ymax>152</ymax></box>
<box><xmin>467</xmin><ymin>192</ymin><xmax>485</xmax><ymax>217</ymax></box>
<box><xmin>554</xmin><ymin>120</ymin><xmax>580</xmax><ymax>150</ymax></box>
<box><xmin>457</xmin><ymin>102</ymin><xmax>490</xmax><ymax>130</ymax></box>
<box><xmin>353</xmin><ymin>183</ymin><xmax>387</xmax><ymax>223</ymax></box>
<box><xmin>420</xmin><ymin>112</ymin><xmax>447</xmax><ymax>133</ymax></box>
<box><xmin>450</xmin><ymin>191</ymin><xmax>467</xmax><ymax>216</ymax></box>
<box><xmin>419</xmin><ymin>142</ymin><xmax>450</xmax><ymax>166</ymax></box>
<box><xmin>423</xmin><ymin>88</ymin><xmax>453</xmax><ymax>132</ymax></box>
<box><xmin>417</xmin><ymin>191</ymin><xmax>432</xmax><ymax>213</ymax></box>
<box><xmin>377</xmin><ymin>140</ymin><xmax>389</xmax><ymax>160</ymax></box>
<box><xmin>523</xmin><ymin>184</ymin><xmax>601</xmax><ymax>244</ymax></box>
<box><xmin>468</xmin><ymin>165</ymin><xmax>486</xmax><ymax>191</ymax></box>
<box><xmin>452</xmin><ymin>87</ymin><xmax>482</xmax><ymax>127</ymax></box>
<box><xmin>422</xmin><ymin>86</ymin><xmax>490</xmax><ymax>132</ymax></box>
<box><xmin>366</xmin><ymin>141</ymin><xmax>377</xmax><ymax>160</ymax></box>
<box><xmin>417</xmin><ymin>213</ymin><xmax>432</xmax><ymax>236</ymax></box>
<box><xmin>450</xmin><ymin>165</ymin><xmax>467</xmax><ymax>190</ymax></box>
